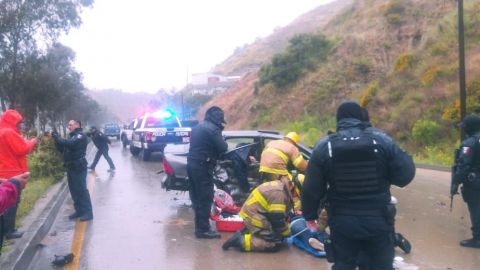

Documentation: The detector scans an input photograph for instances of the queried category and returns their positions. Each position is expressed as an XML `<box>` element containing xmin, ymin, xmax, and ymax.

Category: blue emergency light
<box><xmin>152</xmin><ymin>109</ymin><xmax>174</xmax><ymax>120</ymax></box>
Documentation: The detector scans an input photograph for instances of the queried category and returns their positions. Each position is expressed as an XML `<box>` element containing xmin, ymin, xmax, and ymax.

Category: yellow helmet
<box><xmin>285</xmin><ymin>132</ymin><xmax>300</xmax><ymax>144</ymax></box>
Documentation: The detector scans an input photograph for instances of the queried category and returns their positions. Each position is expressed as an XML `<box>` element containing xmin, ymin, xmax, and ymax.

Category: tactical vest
<box><xmin>327</xmin><ymin>131</ymin><xmax>389</xmax><ymax>210</ymax></box>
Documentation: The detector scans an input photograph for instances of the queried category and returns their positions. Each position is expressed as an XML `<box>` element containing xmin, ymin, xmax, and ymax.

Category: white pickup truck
<box><xmin>129</xmin><ymin>110</ymin><xmax>194</xmax><ymax>161</ymax></box>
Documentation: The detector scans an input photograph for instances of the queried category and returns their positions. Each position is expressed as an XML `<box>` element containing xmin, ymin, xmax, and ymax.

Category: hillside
<box><xmin>204</xmin><ymin>0</ymin><xmax>479</xmax><ymax>165</ymax></box>
<box><xmin>211</xmin><ymin>0</ymin><xmax>353</xmax><ymax>76</ymax></box>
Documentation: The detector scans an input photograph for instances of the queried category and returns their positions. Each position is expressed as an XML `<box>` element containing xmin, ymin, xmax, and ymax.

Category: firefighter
<box><xmin>259</xmin><ymin>131</ymin><xmax>308</xmax><ymax>183</ymax></box>
<box><xmin>222</xmin><ymin>174</ymin><xmax>304</xmax><ymax>252</ymax></box>
<box><xmin>302</xmin><ymin>101</ymin><xmax>415</xmax><ymax>269</ymax></box>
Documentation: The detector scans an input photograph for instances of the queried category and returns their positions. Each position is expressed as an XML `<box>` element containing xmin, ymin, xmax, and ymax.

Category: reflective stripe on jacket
<box><xmin>259</xmin><ymin>139</ymin><xmax>304</xmax><ymax>175</ymax></box>
<box><xmin>239</xmin><ymin>180</ymin><xmax>292</xmax><ymax>237</ymax></box>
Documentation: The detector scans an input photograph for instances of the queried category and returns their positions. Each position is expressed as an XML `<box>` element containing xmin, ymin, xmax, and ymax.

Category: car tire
<box><xmin>140</xmin><ymin>148</ymin><xmax>152</xmax><ymax>161</ymax></box>
<box><xmin>130</xmin><ymin>145</ymin><xmax>141</xmax><ymax>156</ymax></box>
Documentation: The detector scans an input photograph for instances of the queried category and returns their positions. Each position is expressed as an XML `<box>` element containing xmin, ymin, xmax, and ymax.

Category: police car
<box><xmin>130</xmin><ymin>110</ymin><xmax>192</xmax><ymax>161</ymax></box>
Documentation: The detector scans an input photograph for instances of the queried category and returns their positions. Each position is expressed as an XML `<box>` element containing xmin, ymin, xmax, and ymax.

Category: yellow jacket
<box><xmin>259</xmin><ymin>139</ymin><xmax>307</xmax><ymax>175</ymax></box>
<box><xmin>239</xmin><ymin>180</ymin><xmax>293</xmax><ymax>237</ymax></box>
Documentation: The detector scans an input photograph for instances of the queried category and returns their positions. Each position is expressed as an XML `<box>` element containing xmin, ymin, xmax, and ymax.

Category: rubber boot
<box><xmin>222</xmin><ymin>231</ymin><xmax>243</xmax><ymax>250</ymax></box>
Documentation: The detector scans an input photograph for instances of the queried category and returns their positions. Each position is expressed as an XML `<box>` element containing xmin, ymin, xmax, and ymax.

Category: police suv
<box><xmin>130</xmin><ymin>110</ymin><xmax>192</xmax><ymax>161</ymax></box>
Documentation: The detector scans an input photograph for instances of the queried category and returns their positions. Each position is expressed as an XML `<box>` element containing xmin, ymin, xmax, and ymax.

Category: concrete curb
<box><xmin>0</xmin><ymin>143</ymin><xmax>96</xmax><ymax>270</ymax></box>
<box><xmin>0</xmin><ymin>179</ymin><xmax>68</xmax><ymax>270</ymax></box>
<box><xmin>415</xmin><ymin>163</ymin><xmax>450</xmax><ymax>172</ymax></box>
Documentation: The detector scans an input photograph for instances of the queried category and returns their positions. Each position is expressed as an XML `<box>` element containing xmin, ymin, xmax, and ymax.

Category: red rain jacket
<box><xmin>0</xmin><ymin>110</ymin><xmax>36</xmax><ymax>178</ymax></box>
<box><xmin>0</xmin><ymin>181</ymin><xmax>18</xmax><ymax>214</ymax></box>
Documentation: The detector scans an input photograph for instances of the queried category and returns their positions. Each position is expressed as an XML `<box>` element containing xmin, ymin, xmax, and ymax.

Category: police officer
<box><xmin>87</xmin><ymin>126</ymin><xmax>116</xmax><ymax>172</ymax></box>
<box><xmin>451</xmin><ymin>114</ymin><xmax>480</xmax><ymax>248</ymax></box>
<box><xmin>52</xmin><ymin>119</ymin><xmax>93</xmax><ymax>221</ymax></box>
<box><xmin>302</xmin><ymin>101</ymin><xmax>415</xmax><ymax>269</ymax></box>
<box><xmin>187</xmin><ymin>106</ymin><xmax>228</xmax><ymax>239</ymax></box>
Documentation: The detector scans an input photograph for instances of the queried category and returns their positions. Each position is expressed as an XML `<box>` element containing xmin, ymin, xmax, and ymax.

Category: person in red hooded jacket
<box><xmin>0</xmin><ymin>109</ymin><xmax>38</xmax><ymax>239</ymax></box>
<box><xmin>0</xmin><ymin>172</ymin><xmax>31</xmax><ymax>255</ymax></box>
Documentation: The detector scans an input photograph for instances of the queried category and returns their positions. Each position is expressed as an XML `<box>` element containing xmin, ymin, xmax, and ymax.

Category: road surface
<box><xmin>27</xmin><ymin>142</ymin><xmax>480</xmax><ymax>270</ymax></box>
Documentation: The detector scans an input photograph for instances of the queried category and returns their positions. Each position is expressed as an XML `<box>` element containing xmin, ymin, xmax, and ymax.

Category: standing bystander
<box><xmin>0</xmin><ymin>109</ymin><xmax>38</xmax><ymax>240</ymax></box>
<box><xmin>0</xmin><ymin>172</ymin><xmax>32</xmax><ymax>255</ymax></box>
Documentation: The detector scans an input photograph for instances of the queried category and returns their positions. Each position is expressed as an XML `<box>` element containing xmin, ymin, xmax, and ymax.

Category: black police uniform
<box><xmin>53</xmin><ymin>128</ymin><xmax>93</xmax><ymax>220</ymax></box>
<box><xmin>187</xmin><ymin>107</ymin><xmax>228</xmax><ymax>238</ymax></box>
<box><xmin>87</xmin><ymin>129</ymin><xmax>115</xmax><ymax>170</ymax></box>
<box><xmin>302</xmin><ymin>102</ymin><xmax>415</xmax><ymax>270</ymax></box>
<box><xmin>452</xmin><ymin>115</ymin><xmax>480</xmax><ymax>248</ymax></box>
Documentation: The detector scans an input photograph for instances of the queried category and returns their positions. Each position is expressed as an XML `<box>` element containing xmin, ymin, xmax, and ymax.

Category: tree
<box><xmin>0</xmin><ymin>0</ymin><xmax>93</xmax><ymax>110</ymax></box>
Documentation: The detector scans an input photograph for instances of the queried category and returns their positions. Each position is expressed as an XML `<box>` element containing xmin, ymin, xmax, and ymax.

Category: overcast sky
<box><xmin>60</xmin><ymin>0</ymin><xmax>336</xmax><ymax>93</ymax></box>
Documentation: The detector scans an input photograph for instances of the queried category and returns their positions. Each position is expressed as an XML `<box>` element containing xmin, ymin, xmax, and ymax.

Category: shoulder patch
<box><xmin>77</xmin><ymin>134</ymin><xmax>83</xmax><ymax>139</ymax></box>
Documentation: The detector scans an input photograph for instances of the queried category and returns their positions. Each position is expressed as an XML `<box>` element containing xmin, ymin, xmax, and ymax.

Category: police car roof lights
<box><xmin>151</xmin><ymin>109</ymin><xmax>175</xmax><ymax>120</ymax></box>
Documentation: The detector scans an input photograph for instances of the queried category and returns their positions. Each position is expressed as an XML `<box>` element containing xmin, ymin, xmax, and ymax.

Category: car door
<box><xmin>223</xmin><ymin>136</ymin><xmax>261</xmax><ymax>184</ymax></box>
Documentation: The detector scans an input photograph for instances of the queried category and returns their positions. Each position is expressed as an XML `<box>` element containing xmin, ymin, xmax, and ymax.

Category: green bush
<box><xmin>414</xmin><ymin>144</ymin><xmax>456</xmax><ymax>166</ymax></box>
<box><xmin>384</xmin><ymin>0</ymin><xmax>406</xmax><ymax>25</ymax></box>
<box><xmin>28</xmin><ymin>137</ymin><xmax>64</xmax><ymax>180</ymax></box>
<box><xmin>259</xmin><ymin>33</ymin><xmax>333</xmax><ymax>89</ymax></box>
<box><xmin>359</xmin><ymin>81</ymin><xmax>379</xmax><ymax>107</ymax></box>
<box><xmin>279</xmin><ymin>115</ymin><xmax>336</xmax><ymax>147</ymax></box>
<box><xmin>411</xmin><ymin>119</ymin><xmax>441</xmax><ymax>146</ymax></box>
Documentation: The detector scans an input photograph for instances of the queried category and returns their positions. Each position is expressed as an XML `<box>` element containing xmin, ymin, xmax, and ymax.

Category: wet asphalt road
<box><xmin>28</xmin><ymin>142</ymin><xmax>480</xmax><ymax>270</ymax></box>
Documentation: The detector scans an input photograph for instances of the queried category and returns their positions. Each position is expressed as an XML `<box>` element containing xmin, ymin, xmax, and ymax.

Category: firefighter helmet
<box><xmin>285</xmin><ymin>132</ymin><xmax>300</xmax><ymax>144</ymax></box>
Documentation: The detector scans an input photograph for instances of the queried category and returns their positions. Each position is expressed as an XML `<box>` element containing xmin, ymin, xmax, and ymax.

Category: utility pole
<box><xmin>458</xmin><ymin>0</ymin><xmax>467</xmax><ymax>140</ymax></box>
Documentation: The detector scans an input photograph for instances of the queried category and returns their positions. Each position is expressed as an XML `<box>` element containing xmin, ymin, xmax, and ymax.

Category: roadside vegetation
<box><xmin>208</xmin><ymin>0</ymin><xmax>480</xmax><ymax>167</ymax></box>
<box><xmin>0</xmin><ymin>1</ymin><xmax>102</xmax><ymax>231</ymax></box>
<box><xmin>17</xmin><ymin>136</ymin><xmax>64</xmax><ymax>223</ymax></box>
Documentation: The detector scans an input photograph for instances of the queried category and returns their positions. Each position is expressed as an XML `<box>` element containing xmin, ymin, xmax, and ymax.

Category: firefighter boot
<box><xmin>222</xmin><ymin>231</ymin><xmax>243</xmax><ymax>250</ymax></box>
<box><xmin>395</xmin><ymin>233</ymin><xmax>412</xmax><ymax>253</ymax></box>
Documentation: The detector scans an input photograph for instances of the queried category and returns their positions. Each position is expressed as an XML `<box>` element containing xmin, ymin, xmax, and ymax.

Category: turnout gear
<box><xmin>187</xmin><ymin>106</ymin><xmax>228</xmax><ymax>236</ymax></box>
<box><xmin>222</xmin><ymin>231</ymin><xmax>243</xmax><ymax>250</ymax></box>
<box><xmin>227</xmin><ymin>179</ymin><xmax>295</xmax><ymax>252</ymax></box>
<box><xmin>302</xmin><ymin>101</ymin><xmax>415</xmax><ymax>269</ymax></box>
<box><xmin>453</xmin><ymin>114</ymin><xmax>480</xmax><ymax>244</ymax></box>
<box><xmin>259</xmin><ymin>137</ymin><xmax>307</xmax><ymax>179</ymax></box>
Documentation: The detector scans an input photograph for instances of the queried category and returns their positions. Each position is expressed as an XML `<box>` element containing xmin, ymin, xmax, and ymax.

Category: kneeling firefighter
<box><xmin>222</xmin><ymin>175</ymin><xmax>304</xmax><ymax>252</ymax></box>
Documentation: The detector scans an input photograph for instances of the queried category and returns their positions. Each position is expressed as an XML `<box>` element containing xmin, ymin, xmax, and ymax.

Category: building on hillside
<box><xmin>187</xmin><ymin>73</ymin><xmax>240</xmax><ymax>95</ymax></box>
